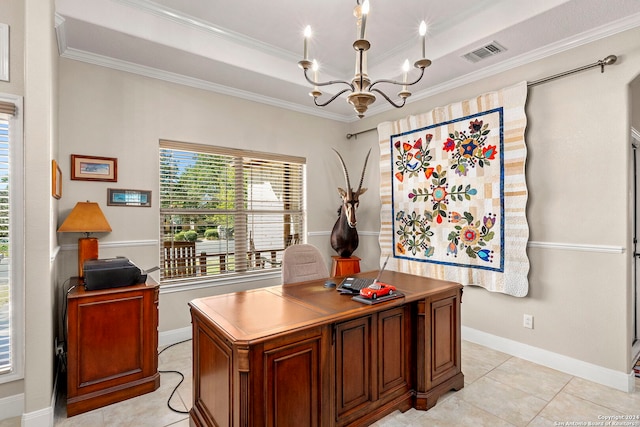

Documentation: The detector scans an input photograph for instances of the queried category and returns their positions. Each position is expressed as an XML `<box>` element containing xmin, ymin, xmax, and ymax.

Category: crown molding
<box><xmin>60</xmin><ymin>47</ymin><xmax>351</xmax><ymax>122</ymax></box>
<box><xmin>363</xmin><ymin>11</ymin><xmax>640</xmax><ymax>120</ymax></box>
<box><xmin>57</xmin><ymin>7</ymin><xmax>640</xmax><ymax>123</ymax></box>
<box><xmin>109</xmin><ymin>0</ymin><xmax>344</xmax><ymax>79</ymax></box>
<box><xmin>54</xmin><ymin>13</ymin><xmax>67</xmax><ymax>55</ymax></box>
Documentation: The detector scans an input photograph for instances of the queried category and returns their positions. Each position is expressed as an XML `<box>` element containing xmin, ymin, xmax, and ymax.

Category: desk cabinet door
<box><xmin>67</xmin><ymin>285</ymin><xmax>159</xmax><ymax>416</ymax></box>
<box><xmin>335</xmin><ymin>315</ymin><xmax>373</xmax><ymax>419</ymax></box>
<box><xmin>264</xmin><ymin>336</ymin><xmax>323</xmax><ymax>427</ymax></box>
<box><xmin>427</xmin><ymin>293</ymin><xmax>461</xmax><ymax>388</ymax></box>
<box><xmin>377</xmin><ymin>306</ymin><xmax>410</xmax><ymax>399</ymax></box>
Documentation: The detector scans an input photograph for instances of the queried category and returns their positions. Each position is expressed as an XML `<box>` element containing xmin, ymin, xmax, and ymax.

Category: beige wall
<box><xmin>54</xmin><ymin>21</ymin><xmax>640</xmax><ymax>405</ymax></box>
<box><xmin>355</xmin><ymin>27</ymin><xmax>640</xmax><ymax>375</ymax></box>
<box><xmin>56</xmin><ymin>59</ymin><xmax>351</xmax><ymax>331</ymax></box>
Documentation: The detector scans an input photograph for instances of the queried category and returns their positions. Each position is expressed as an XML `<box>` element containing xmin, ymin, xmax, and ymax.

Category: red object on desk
<box><xmin>331</xmin><ymin>255</ymin><xmax>361</xmax><ymax>276</ymax></box>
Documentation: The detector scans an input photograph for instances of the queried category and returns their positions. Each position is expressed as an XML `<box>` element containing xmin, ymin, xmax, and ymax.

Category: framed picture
<box><xmin>52</xmin><ymin>159</ymin><xmax>62</xmax><ymax>199</ymax></box>
<box><xmin>71</xmin><ymin>154</ymin><xmax>117</xmax><ymax>182</ymax></box>
<box><xmin>107</xmin><ymin>188</ymin><xmax>151</xmax><ymax>207</ymax></box>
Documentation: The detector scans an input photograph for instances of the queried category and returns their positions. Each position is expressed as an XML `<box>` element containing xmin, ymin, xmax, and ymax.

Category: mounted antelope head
<box><xmin>330</xmin><ymin>148</ymin><xmax>371</xmax><ymax>258</ymax></box>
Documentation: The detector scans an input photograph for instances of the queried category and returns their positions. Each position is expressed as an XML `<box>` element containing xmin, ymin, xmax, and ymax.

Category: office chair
<box><xmin>281</xmin><ymin>244</ymin><xmax>329</xmax><ymax>284</ymax></box>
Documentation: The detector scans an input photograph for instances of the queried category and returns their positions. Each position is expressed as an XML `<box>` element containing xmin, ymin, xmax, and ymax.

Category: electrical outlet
<box><xmin>55</xmin><ymin>337</ymin><xmax>64</xmax><ymax>355</ymax></box>
<box><xmin>523</xmin><ymin>314</ymin><xmax>534</xmax><ymax>329</ymax></box>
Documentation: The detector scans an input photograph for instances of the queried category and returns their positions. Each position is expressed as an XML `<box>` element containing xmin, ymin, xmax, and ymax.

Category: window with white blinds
<box><xmin>159</xmin><ymin>140</ymin><xmax>306</xmax><ymax>283</ymax></box>
<box><xmin>0</xmin><ymin>96</ymin><xmax>20</xmax><ymax>382</ymax></box>
<box><xmin>0</xmin><ymin>116</ymin><xmax>9</xmax><ymax>374</ymax></box>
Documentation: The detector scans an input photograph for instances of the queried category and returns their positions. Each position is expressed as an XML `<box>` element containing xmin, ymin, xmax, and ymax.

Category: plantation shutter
<box><xmin>159</xmin><ymin>140</ymin><xmax>305</xmax><ymax>283</ymax></box>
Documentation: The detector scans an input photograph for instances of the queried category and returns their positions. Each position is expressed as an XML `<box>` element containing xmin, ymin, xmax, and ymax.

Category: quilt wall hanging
<box><xmin>378</xmin><ymin>81</ymin><xmax>529</xmax><ymax>297</ymax></box>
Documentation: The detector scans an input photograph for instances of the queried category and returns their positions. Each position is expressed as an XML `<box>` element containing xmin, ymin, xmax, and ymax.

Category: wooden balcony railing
<box><xmin>162</xmin><ymin>241</ymin><xmax>284</xmax><ymax>279</ymax></box>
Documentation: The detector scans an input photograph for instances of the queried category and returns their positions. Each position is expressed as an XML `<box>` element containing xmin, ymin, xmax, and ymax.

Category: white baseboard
<box><xmin>0</xmin><ymin>392</ymin><xmax>23</xmax><ymax>421</ymax></box>
<box><xmin>21</xmin><ymin>406</ymin><xmax>53</xmax><ymax>427</ymax></box>
<box><xmin>462</xmin><ymin>326</ymin><xmax>635</xmax><ymax>393</ymax></box>
<box><xmin>159</xmin><ymin>326</ymin><xmax>192</xmax><ymax>348</ymax></box>
<box><xmin>2</xmin><ymin>361</ymin><xmax>60</xmax><ymax>426</ymax></box>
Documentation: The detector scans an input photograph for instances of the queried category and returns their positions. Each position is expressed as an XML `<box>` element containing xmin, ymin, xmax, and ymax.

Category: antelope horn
<box><xmin>357</xmin><ymin>149</ymin><xmax>371</xmax><ymax>193</ymax></box>
<box><xmin>333</xmin><ymin>149</ymin><xmax>351</xmax><ymax>193</ymax></box>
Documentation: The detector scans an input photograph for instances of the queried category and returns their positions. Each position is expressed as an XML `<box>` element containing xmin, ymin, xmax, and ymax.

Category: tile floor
<box><xmin>1</xmin><ymin>340</ymin><xmax>639</xmax><ymax>427</ymax></box>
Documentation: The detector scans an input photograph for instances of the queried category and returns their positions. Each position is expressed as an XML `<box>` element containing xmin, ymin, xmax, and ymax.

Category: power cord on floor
<box><xmin>158</xmin><ymin>339</ymin><xmax>192</xmax><ymax>415</ymax></box>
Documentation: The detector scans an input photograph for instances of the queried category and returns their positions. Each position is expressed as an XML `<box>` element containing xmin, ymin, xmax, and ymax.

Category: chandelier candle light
<box><xmin>298</xmin><ymin>1</ymin><xmax>431</xmax><ymax>118</ymax></box>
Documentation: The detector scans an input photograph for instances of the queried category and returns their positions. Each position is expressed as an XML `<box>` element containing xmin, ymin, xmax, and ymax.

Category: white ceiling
<box><xmin>54</xmin><ymin>0</ymin><xmax>640</xmax><ymax>122</ymax></box>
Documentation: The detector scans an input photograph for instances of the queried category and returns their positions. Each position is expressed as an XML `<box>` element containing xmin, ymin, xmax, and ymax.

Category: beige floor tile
<box><xmin>562</xmin><ymin>376</ymin><xmax>640</xmax><ymax>416</ymax></box>
<box><xmin>55</xmin><ymin>409</ymin><xmax>105</xmax><ymax>427</ymax></box>
<box><xmin>99</xmin><ymin>380</ymin><xmax>189</xmax><ymax>427</ymax></box>
<box><xmin>537</xmin><ymin>391</ymin><xmax>626</xmax><ymax>424</ymax></box>
<box><xmin>407</xmin><ymin>395</ymin><xmax>517</xmax><ymax>426</ymax></box>
<box><xmin>461</xmin><ymin>341</ymin><xmax>512</xmax><ymax>386</ymax></box>
<box><xmin>0</xmin><ymin>417</ymin><xmax>20</xmax><ymax>427</ymax></box>
<box><xmin>462</xmin><ymin>352</ymin><xmax>505</xmax><ymax>385</ymax></box>
<box><xmin>457</xmin><ymin>376</ymin><xmax>547</xmax><ymax>426</ymax></box>
<box><xmin>527</xmin><ymin>415</ymin><xmax>563</xmax><ymax>426</ymax></box>
<box><xmin>485</xmin><ymin>357</ymin><xmax>572</xmax><ymax>401</ymax></box>
<box><xmin>163</xmin><ymin>369</ymin><xmax>193</xmax><ymax>413</ymax></box>
<box><xmin>462</xmin><ymin>340</ymin><xmax>511</xmax><ymax>366</ymax></box>
<box><xmin>159</xmin><ymin>341</ymin><xmax>192</xmax><ymax>372</ymax></box>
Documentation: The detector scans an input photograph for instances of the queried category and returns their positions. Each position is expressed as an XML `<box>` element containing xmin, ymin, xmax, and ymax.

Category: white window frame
<box><xmin>0</xmin><ymin>93</ymin><xmax>24</xmax><ymax>384</ymax></box>
<box><xmin>159</xmin><ymin>140</ymin><xmax>306</xmax><ymax>289</ymax></box>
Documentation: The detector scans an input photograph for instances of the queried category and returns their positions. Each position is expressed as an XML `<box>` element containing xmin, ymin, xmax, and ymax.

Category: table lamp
<box><xmin>58</xmin><ymin>201</ymin><xmax>112</xmax><ymax>278</ymax></box>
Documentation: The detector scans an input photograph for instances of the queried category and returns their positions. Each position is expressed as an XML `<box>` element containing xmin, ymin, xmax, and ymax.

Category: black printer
<box><xmin>83</xmin><ymin>257</ymin><xmax>147</xmax><ymax>290</ymax></box>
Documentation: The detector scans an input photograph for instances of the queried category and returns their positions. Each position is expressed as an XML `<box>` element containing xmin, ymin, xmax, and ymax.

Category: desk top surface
<box><xmin>67</xmin><ymin>276</ymin><xmax>159</xmax><ymax>299</ymax></box>
<box><xmin>189</xmin><ymin>270</ymin><xmax>461</xmax><ymax>344</ymax></box>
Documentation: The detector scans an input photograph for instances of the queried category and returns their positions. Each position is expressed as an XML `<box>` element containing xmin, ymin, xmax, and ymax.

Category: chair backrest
<box><xmin>281</xmin><ymin>244</ymin><xmax>329</xmax><ymax>284</ymax></box>
<box><xmin>162</xmin><ymin>241</ymin><xmax>197</xmax><ymax>278</ymax></box>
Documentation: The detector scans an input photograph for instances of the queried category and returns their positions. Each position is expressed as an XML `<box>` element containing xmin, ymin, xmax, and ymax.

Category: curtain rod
<box><xmin>345</xmin><ymin>54</ymin><xmax>617</xmax><ymax>140</ymax></box>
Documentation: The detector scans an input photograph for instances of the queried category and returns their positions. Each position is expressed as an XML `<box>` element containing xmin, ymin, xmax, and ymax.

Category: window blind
<box><xmin>0</xmin><ymin>115</ymin><xmax>11</xmax><ymax>374</ymax></box>
<box><xmin>159</xmin><ymin>140</ymin><xmax>305</xmax><ymax>283</ymax></box>
<box><xmin>0</xmin><ymin>101</ymin><xmax>15</xmax><ymax>116</ymax></box>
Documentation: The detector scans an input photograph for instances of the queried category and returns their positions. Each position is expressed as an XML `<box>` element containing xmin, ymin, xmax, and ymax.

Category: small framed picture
<box><xmin>107</xmin><ymin>188</ymin><xmax>151</xmax><ymax>207</ymax></box>
<box><xmin>71</xmin><ymin>154</ymin><xmax>117</xmax><ymax>182</ymax></box>
<box><xmin>52</xmin><ymin>159</ymin><xmax>62</xmax><ymax>199</ymax></box>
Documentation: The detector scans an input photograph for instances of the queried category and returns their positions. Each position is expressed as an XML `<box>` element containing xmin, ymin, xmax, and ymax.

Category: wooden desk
<box><xmin>189</xmin><ymin>270</ymin><xmax>463</xmax><ymax>427</ymax></box>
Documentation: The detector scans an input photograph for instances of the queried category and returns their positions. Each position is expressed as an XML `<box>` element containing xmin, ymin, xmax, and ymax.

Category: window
<box><xmin>0</xmin><ymin>95</ymin><xmax>23</xmax><ymax>383</ymax></box>
<box><xmin>159</xmin><ymin>140</ymin><xmax>305</xmax><ymax>284</ymax></box>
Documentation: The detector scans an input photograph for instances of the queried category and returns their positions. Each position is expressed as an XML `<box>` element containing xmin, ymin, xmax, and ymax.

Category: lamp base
<box><xmin>78</xmin><ymin>237</ymin><xmax>99</xmax><ymax>278</ymax></box>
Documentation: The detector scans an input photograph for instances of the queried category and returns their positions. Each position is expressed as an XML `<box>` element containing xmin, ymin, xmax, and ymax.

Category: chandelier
<box><xmin>298</xmin><ymin>0</ymin><xmax>430</xmax><ymax>118</ymax></box>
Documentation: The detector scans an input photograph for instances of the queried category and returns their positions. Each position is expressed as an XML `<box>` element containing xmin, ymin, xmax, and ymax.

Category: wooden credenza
<box><xmin>189</xmin><ymin>270</ymin><xmax>463</xmax><ymax>427</ymax></box>
<box><xmin>66</xmin><ymin>278</ymin><xmax>160</xmax><ymax>416</ymax></box>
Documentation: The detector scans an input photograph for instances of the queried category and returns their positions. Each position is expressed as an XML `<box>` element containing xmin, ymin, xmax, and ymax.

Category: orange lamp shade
<box><xmin>58</xmin><ymin>201</ymin><xmax>112</xmax><ymax>278</ymax></box>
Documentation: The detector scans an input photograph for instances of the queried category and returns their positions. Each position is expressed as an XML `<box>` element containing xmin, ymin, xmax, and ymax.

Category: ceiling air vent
<box><xmin>462</xmin><ymin>41</ymin><xmax>507</xmax><ymax>63</ymax></box>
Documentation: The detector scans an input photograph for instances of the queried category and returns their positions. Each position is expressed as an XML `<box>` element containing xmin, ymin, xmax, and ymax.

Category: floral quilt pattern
<box><xmin>379</xmin><ymin>81</ymin><xmax>529</xmax><ymax>296</ymax></box>
<box><xmin>391</xmin><ymin>109</ymin><xmax>504</xmax><ymax>272</ymax></box>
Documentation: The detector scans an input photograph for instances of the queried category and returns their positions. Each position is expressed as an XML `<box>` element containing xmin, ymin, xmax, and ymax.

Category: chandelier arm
<box><xmin>313</xmin><ymin>88</ymin><xmax>353</xmax><ymax>107</ymax></box>
<box><xmin>303</xmin><ymin>68</ymin><xmax>355</xmax><ymax>91</ymax></box>
<box><xmin>371</xmin><ymin>88</ymin><xmax>407</xmax><ymax>109</ymax></box>
<box><xmin>369</xmin><ymin>67</ymin><xmax>426</xmax><ymax>91</ymax></box>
